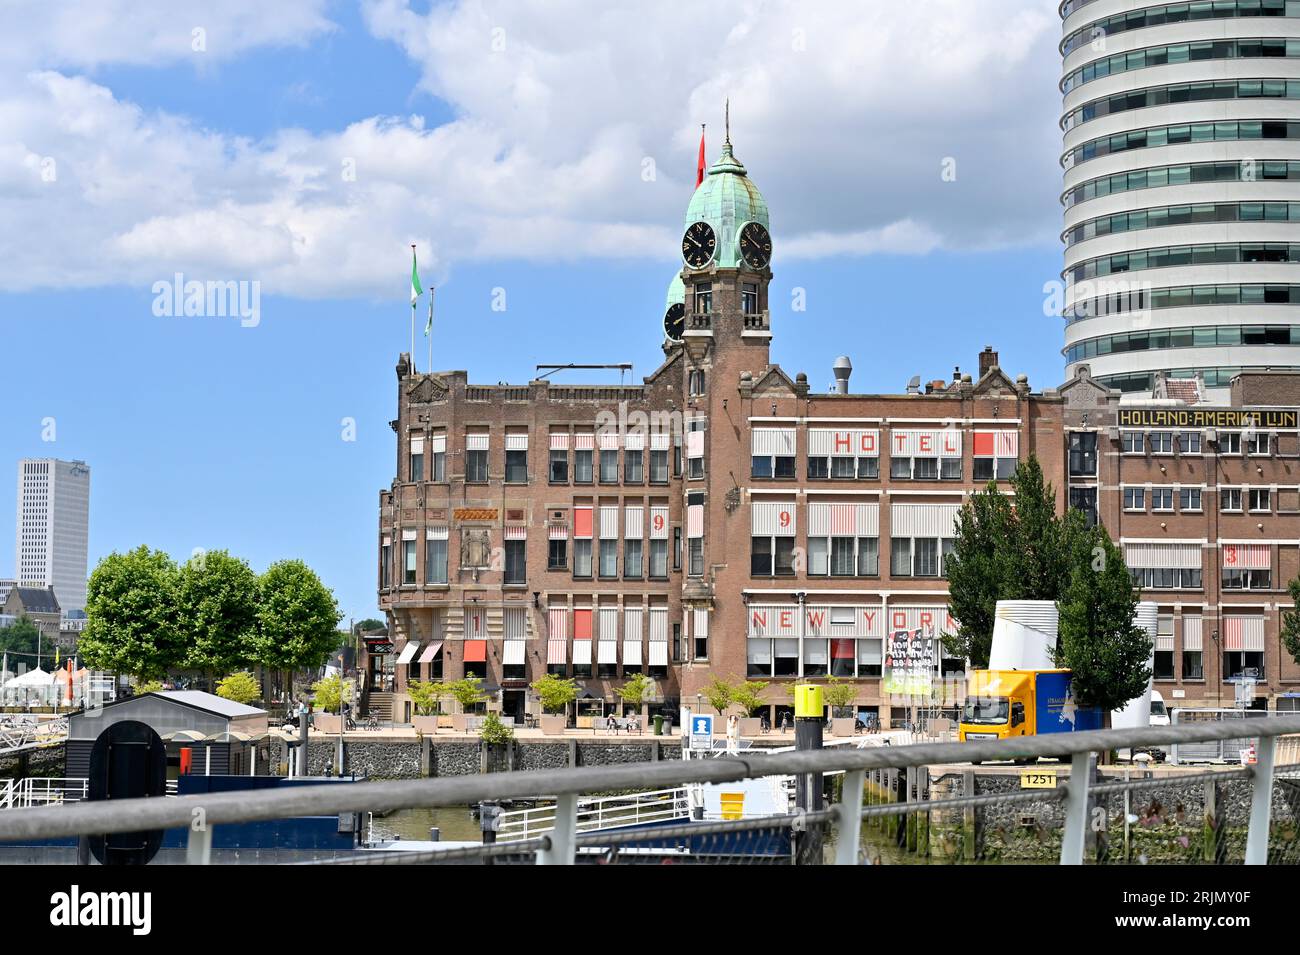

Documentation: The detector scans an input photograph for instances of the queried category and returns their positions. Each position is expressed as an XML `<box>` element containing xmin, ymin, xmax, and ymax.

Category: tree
<box><xmin>177</xmin><ymin>550</ymin><xmax>260</xmax><ymax>676</ymax></box>
<box><xmin>254</xmin><ymin>560</ymin><xmax>342</xmax><ymax>674</ymax></box>
<box><xmin>703</xmin><ymin>676</ymin><xmax>733</xmax><ymax>715</ymax></box>
<box><xmin>407</xmin><ymin>679</ymin><xmax>447</xmax><ymax>716</ymax></box>
<box><xmin>1281</xmin><ymin>575</ymin><xmax>1300</xmax><ymax>668</ymax></box>
<box><xmin>80</xmin><ymin>546</ymin><xmax>184</xmax><ymax>680</ymax></box>
<box><xmin>944</xmin><ymin>455</ymin><xmax>1083</xmax><ymax>667</ymax></box>
<box><xmin>479</xmin><ymin>712</ymin><xmax>514</xmax><ymax>745</ymax></box>
<box><xmin>0</xmin><ymin>616</ymin><xmax>41</xmax><ymax>663</ymax></box>
<box><xmin>353</xmin><ymin>618</ymin><xmax>385</xmax><ymax>635</ymax></box>
<box><xmin>445</xmin><ymin>676</ymin><xmax>488</xmax><ymax>712</ymax></box>
<box><xmin>311</xmin><ymin>673</ymin><xmax>353</xmax><ymax>713</ymax></box>
<box><xmin>531</xmin><ymin>673</ymin><xmax>578</xmax><ymax>714</ymax></box>
<box><xmin>135</xmin><ymin>679</ymin><xmax>165</xmax><ymax>695</ymax></box>
<box><xmin>215</xmin><ymin>671</ymin><xmax>262</xmax><ymax>705</ymax></box>
<box><xmin>823</xmin><ymin>678</ymin><xmax>857</xmax><ymax>718</ymax></box>
<box><xmin>617</xmin><ymin>673</ymin><xmax>652</xmax><ymax>715</ymax></box>
<box><xmin>1055</xmin><ymin>526</ymin><xmax>1152</xmax><ymax>717</ymax></box>
<box><xmin>730</xmin><ymin>679</ymin><xmax>769</xmax><ymax>717</ymax></box>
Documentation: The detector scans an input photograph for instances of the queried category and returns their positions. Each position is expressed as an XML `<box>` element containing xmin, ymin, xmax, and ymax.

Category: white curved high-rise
<box><xmin>1061</xmin><ymin>0</ymin><xmax>1300</xmax><ymax>393</ymax></box>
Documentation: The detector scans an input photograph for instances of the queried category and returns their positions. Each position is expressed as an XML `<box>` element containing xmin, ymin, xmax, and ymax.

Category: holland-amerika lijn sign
<box><xmin>1116</xmin><ymin>408</ymin><xmax>1298</xmax><ymax>429</ymax></box>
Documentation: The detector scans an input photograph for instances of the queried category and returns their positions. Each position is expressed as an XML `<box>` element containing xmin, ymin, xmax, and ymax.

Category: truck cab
<box><xmin>959</xmin><ymin>670</ymin><xmax>1034</xmax><ymax>741</ymax></box>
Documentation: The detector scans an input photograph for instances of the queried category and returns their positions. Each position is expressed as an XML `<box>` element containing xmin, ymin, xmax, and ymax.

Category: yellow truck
<box><xmin>959</xmin><ymin>669</ymin><xmax>1102</xmax><ymax>756</ymax></box>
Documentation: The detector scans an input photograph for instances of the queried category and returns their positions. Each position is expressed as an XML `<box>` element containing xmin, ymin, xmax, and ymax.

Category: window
<box><xmin>672</xmin><ymin>527</ymin><xmax>682</xmax><ymax>571</ymax></box>
<box><xmin>548</xmin><ymin>538</ymin><xmax>568</xmax><ymax>570</ymax></box>
<box><xmin>403</xmin><ymin>537</ymin><xmax>417</xmax><ymax>584</ymax></box>
<box><xmin>649</xmin><ymin>449</ymin><xmax>669</xmax><ymax>484</ymax></box>
<box><xmin>1248</xmin><ymin>431</ymin><xmax>1271</xmax><ymax>455</ymax></box>
<box><xmin>688</xmin><ymin>369</ymin><xmax>706</xmax><ymax>395</ymax></box>
<box><xmin>550</xmin><ymin>448</ymin><xmax>569</xmax><ymax>483</ymax></box>
<box><xmin>599</xmin><ymin>449</ymin><xmax>618</xmax><ymax>483</ymax></box>
<box><xmin>1179</xmin><ymin>487</ymin><xmax>1202</xmax><ymax>511</ymax></box>
<box><xmin>688</xmin><ymin>538</ymin><xmax>704</xmax><ymax>577</ymax></box>
<box><xmin>649</xmin><ymin>539</ymin><xmax>668</xmax><ymax>578</ymax></box>
<box><xmin>1130</xmin><ymin>567</ymin><xmax>1202</xmax><ymax>589</ymax></box>
<box><xmin>1151</xmin><ymin>487</ymin><xmax>1175</xmax><ymax>511</ymax></box>
<box><xmin>409</xmin><ymin>439</ymin><xmax>424</xmax><ymax>482</ymax></box>
<box><xmin>1249</xmin><ymin>488</ymin><xmax>1271</xmax><ymax>512</ymax></box>
<box><xmin>506</xmin><ymin>449</ymin><xmax>528</xmax><ymax>484</ymax></box>
<box><xmin>599</xmin><ymin>539</ymin><xmax>617</xmax><ymax>578</ymax></box>
<box><xmin>753</xmin><ymin>454</ymin><xmax>796</xmax><ymax>478</ymax></box>
<box><xmin>1153</xmin><ymin>650</ymin><xmax>1175</xmax><ymax>680</ymax></box>
<box><xmin>380</xmin><ymin>541</ymin><xmax>391</xmax><ymax>589</ymax></box>
<box><xmin>809</xmin><ymin>536</ymin><xmax>879</xmax><ymax>577</ymax></box>
<box><xmin>1221</xmin><ymin>488</ymin><xmax>1243</xmax><ymax>512</ymax></box>
<box><xmin>891</xmin><ymin>457</ymin><xmax>957</xmax><ymax>480</ymax></box>
<box><xmin>914</xmin><ymin>538</ymin><xmax>940</xmax><ymax>577</ymax></box>
<box><xmin>890</xmin><ymin>538</ymin><xmax>912</xmax><ymax>577</ymax></box>
<box><xmin>625</xmin><ymin>449</ymin><xmax>644</xmax><ymax>483</ymax></box>
<box><xmin>431</xmin><ymin>435</ymin><xmax>446</xmax><ymax>482</ymax></box>
<box><xmin>1223</xmin><ymin>567</ymin><xmax>1271</xmax><ymax>589</ymax></box>
<box><xmin>1069</xmin><ymin>485</ymin><xmax>1098</xmax><ymax>526</ymax></box>
<box><xmin>1223</xmin><ymin>652</ymin><xmax>1265</xmax><ymax>680</ymax></box>
<box><xmin>466</xmin><ymin>448</ymin><xmax>488</xmax><ymax>482</ymax></box>
<box><xmin>574</xmin><ymin>539</ymin><xmax>593</xmax><ymax>578</ymax></box>
<box><xmin>1068</xmin><ymin>432</ymin><xmax>1098</xmax><ymax>476</ymax></box>
<box><xmin>694</xmin><ymin>282</ymin><xmax>712</xmax><ymax>314</ymax></box>
<box><xmin>426</xmin><ymin>537</ymin><xmax>448</xmax><ymax>584</ymax></box>
<box><xmin>751</xmin><ymin>536</ymin><xmax>796</xmax><ymax>576</ymax></box>
<box><xmin>1179</xmin><ymin>431</ymin><xmax>1202</xmax><ymax>453</ymax></box>
<box><xmin>1219</xmin><ymin>432</ymin><xmax>1241</xmax><ymax>455</ymax></box>
<box><xmin>1183</xmin><ymin>648</ymin><xmax>1204</xmax><ymax>680</ymax></box>
<box><xmin>505</xmin><ymin>540</ymin><xmax>526</xmax><ymax>584</ymax></box>
<box><xmin>1150</xmin><ymin>431</ymin><xmax>1174</xmax><ymax>454</ymax></box>
<box><xmin>624</xmin><ymin>539</ymin><xmax>643</xmax><ymax>578</ymax></box>
<box><xmin>686</xmin><ymin>420</ymin><xmax>705</xmax><ymax>480</ymax></box>
<box><xmin>1123</xmin><ymin>487</ymin><xmax>1146</xmax><ymax>510</ymax></box>
<box><xmin>973</xmin><ymin>456</ymin><xmax>1015</xmax><ymax>481</ymax></box>
<box><xmin>574</xmin><ymin>446</ymin><xmax>593</xmax><ymax>483</ymax></box>
<box><xmin>742</xmin><ymin>282</ymin><xmax>758</xmax><ymax>315</ymax></box>
<box><xmin>1122</xmin><ymin>431</ymin><xmax>1144</xmax><ymax>454</ymax></box>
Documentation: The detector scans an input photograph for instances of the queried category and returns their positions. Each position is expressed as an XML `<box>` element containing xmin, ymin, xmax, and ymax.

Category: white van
<box><xmin>1149</xmin><ymin>690</ymin><xmax>1170</xmax><ymax>727</ymax></box>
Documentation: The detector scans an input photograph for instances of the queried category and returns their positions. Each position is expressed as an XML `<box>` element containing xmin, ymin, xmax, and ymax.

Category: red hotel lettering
<box><xmin>862</xmin><ymin>609</ymin><xmax>876</xmax><ymax>629</ymax></box>
<box><xmin>834</xmin><ymin>432</ymin><xmax>851</xmax><ymax>453</ymax></box>
<box><xmin>944</xmin><ymin>433</ymin><xmax>958</xmax><ymax>454</ymax></box>
<box><xmin>751</xmin><ymin>610</ymin><xmax>766</xmax><ymax>629</ymax></box>
<box><xmin>807</xmin><ymin>610</ymin><xmax>825</xmax><ymax>628</ymax></box>
<box><xmin>861</xmin><ymin>433</ymin><xmax>876</xmax><ymax>453</ymax></box>
<box><xmin>894</xmin><ymin>433</ymin><xmax>907</xmax><ymax>452</ymax></box>
<box><xmin>891</xmin><ymin>611</ymin><xmax>906</xmax><ymax>629</ymax></box>
<box><xmin>1225</xmin><ymin>546</ymin><xmax>1237</xmax><ymax>565</ymax></box>
<box><xmin>919</xmin><ymin>434</ymin><xmax>932</xmax><ymax>452</ymax></box>
<box><xmin>920</xmin><ymin>612</ymin><xmax>933</xmax><ymax>630</ymax></box>
<box><xmin>779</xmin><ymin>510</ymin><xmax>791</xmax><ymax>526</ymax></box>
<box><xmin>779</xmin><ymin>610</ymin><xmax>793</xmax><ymax>629</ymax></box>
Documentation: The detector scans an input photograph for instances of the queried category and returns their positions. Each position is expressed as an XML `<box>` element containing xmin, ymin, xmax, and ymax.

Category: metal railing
<box><xmin>496</xmin><ymin>786</ymin><xmax>691</xmax><ymax>842</ymax></box>
<box><xmin>0</xmin><ymin>776</ymin><xmax>87</xmax><ymax>811</ymax></box>
<box><xmin>0</xmin><ymin>715</ymin><xmax>67</xmax><ymax>754</ymax></box>
<box><xmin>2</xmin><ymin>715</ymin><xmax>1300</xmax><ymax>864</ymax></box>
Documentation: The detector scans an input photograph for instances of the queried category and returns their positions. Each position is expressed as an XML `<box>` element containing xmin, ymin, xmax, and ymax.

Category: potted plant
<box><xmin>408</xmin><ymin>679</ymin><xmax>445</xmax><ymax>733</ymax></box>
<box><xmin>531</xmin><ymin>673</ymin><xmax>577</xmax><ymax>735</ymax></box>
<box><xmin>617</xmin><ymin>673</ymin><xmax>652</xmax><ymax>732</ymax></box>
<box><xmin>729</xmin><ymin>679</ymin><xmax>769</xmax><ymax>737</ymax></box>
<box><xmin>824</xmin><ymin>678</ymin><xmax>858</xmax><ymax>736</ymax></box>
<box><xmin>447</xmin><ymin>676</ymin><xmax>488</xmax><ymax>732</ymax></box>
<box><xmin>309</xmin><ymin>673</ymin><xmax>351</xmax><ymax>733</ymax></box>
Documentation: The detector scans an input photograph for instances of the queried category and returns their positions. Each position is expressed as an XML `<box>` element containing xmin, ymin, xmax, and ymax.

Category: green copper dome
<box><xmin>666</xmin><ymin>273</ymin><xmax>685</xmax><ymax>310</ymax></box>
<box><xmin>683</xmin><ymin>140</ymin><xmax>770</xmax><ymax>270</ymax></box>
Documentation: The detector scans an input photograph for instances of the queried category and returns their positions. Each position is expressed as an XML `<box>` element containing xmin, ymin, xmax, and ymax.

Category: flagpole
<box><xmin>410</xmin><ymin>244</ymin><xmax>417</xmax><ymax>373</ymax></box>
<box><xmin>427</xmin><ymin>286</ymin><xmax>434</xmax><ymax>375</ymax></box>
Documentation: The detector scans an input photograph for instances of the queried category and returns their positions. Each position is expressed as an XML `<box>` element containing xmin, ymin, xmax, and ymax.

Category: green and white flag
<box><xmin>425</xmin><ymin>287</ymin><xmax>434</xmax><ymax>336</ymax></box>
<box><xmin>410</xmin><ymin>248</ymin><xmax>423</xmax><ymax>305</ymax></box>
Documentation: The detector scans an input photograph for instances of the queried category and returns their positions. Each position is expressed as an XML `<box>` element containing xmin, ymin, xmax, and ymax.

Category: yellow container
<box><xmin>793</xmin><ymin>684</ymin><xmax>823</xmax><ymax>719</ymax></box>
<box><xmin>718</xmin><ymin>792</ymin><xmax>745</xmax><ymax>820</ymax></box>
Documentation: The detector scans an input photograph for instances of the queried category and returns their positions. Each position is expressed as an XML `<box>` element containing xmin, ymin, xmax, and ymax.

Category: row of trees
<box><xmin>944</xmin><ymin>457</ymin><xmax>1152</xmax><ymax>714</ymax></box>
<box><xmin>79</xmin><ymin>545</ymin><xmax>342</xmax><ymax>683</ymax></box>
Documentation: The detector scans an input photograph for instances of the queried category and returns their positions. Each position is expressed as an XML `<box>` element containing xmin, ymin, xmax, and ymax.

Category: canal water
<box><xmin>372</xmin><ymin>806</ymin><xmax>483</xmax><ymax>843</ymax></box>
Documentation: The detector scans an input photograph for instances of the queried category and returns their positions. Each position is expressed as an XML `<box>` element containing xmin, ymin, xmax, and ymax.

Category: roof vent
<box><xmin>832</xmin><ymin>356</ymin><xmax>852</xmax><ymax>395</ymax></box>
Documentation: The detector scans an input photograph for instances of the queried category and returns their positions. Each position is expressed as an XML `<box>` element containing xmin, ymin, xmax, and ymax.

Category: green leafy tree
<box><xmin>446</xmin><ymin>676</ymin><xmax>488</xmax><ymax>712</ymax></box>
<box><xmin>135</xmin><ymin>679</ymin><xmax>164</xmax><ymax>695</ymax></box>
<box><xmin>479</xmin><ymin>712</ymin><xmax>514</xmax><ymax>745</ymax></box>
<box><xmin>0</xmin><ymin>616</ymin><xmax>42</xmax><ymax>662</ymax></box>
<box><xmin>408</xmin><ymin>679</ymin><xmax>447</xmax><ymax>716</ymax></box>
<box><xmin>80</xmin><ymin>546</ymin><xmax>183</xmax><ymax>680</ymax></box>
<box><xmin>215</xmin><ymin>671</ymin><xmax>262</xmax><ymax>705</ymax></box>
<box><xmin>618</xmin><ymin>673</ymin><xmax>653</xmax><ymax>714</ymax></box>
<box><xmin>1055</xmin><ymin>527</ymin><xmax>1152</xmax><ymax>717</ymax></box>
<box><xmin>823</xmin><ymin>678</ymin><xmax>857</xmax><ymax>717</ymax></box>
<box><xmin>311</xmin><ymin>673</ymin><xmax>353</xmax><ymax>714</ymax></box>
<box><xmin>254</xmin><ymin>560</ymin><xmax>342</xmax><ymax>675</ymax></box>
<box><xmin>178</xmin><ymin>550</ymin><xmax>260</xmax><ymax>676</ymax></box>
<box><xmin>531</xmin><ymin>673</ymin><xmax>578</xmax><ymax>714</ymax></box>
<box><xmin>1281</xmin><ymin>575</ymin><xmax>1300</xmax><ymax>668</ymax></box>
<box><xmin>352</xmin><ymin>618</ymin><xmax>385</xmax><ymax>635</ymax></box>
<box><xmin>703</xmin><ymin>676</ymin><xmax>734</xmax><ymax>715</ymax></box>
<box><xmin>944</xmin><ymin>455</ymin><xmax>1083</xmax><ymax>667</ymax></box>
<box><xmin>730</xmin><ymin>679</ymin><xmax>769</xmax><ymax>717</ymax></box>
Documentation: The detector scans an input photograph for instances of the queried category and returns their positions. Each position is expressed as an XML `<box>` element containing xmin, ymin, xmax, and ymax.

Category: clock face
<box><xmin>682</xmin><ymin>221</ymin><xmax>716</xmax><ymax>269</ymax></box>
<box><xmin>664</xmin><ymin>302</ymin><xmax>685</xmax><ymax>341</ymax></box>
<box><xmin>739</xmin><ymin>221</ymin><xmax>772</xmax><ymax>270</ymax></box>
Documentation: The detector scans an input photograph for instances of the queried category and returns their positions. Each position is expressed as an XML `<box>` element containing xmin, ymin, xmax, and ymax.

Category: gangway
<box><xmin>0</xmin><ymin>716</ymin><xmax>67</xmax><ymax>756</ymax></box>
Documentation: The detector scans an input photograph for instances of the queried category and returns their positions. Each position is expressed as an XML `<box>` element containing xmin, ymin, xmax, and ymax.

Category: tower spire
<box><xmin>725</xmin><ymin>98</ymin><xmax>730</xmax><ymax>145</ymax></box>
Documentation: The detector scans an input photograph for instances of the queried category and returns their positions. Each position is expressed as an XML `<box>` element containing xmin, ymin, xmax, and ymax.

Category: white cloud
<box><xmin>0</xmin><ymin>0</ymin><xmax>1063</xmax><ymax>299</ymax></box>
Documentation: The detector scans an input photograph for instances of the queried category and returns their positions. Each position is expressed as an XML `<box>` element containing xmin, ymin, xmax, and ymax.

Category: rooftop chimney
<box><xmin>832</xmin><ymin>355</ymin><xmax>852</xmax><ymax>395</ymax></box>
<box><xmin>978</xmin><ymin>346</ymin><xmax>998</xmax><ymax>378</ymax></box>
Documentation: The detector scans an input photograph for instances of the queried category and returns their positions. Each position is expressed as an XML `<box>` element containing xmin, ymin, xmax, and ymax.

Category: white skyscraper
<box><xmin>1061</xmin><ymin>0</ymin><xmax>1300</xmax><ymax>393</ymax></box>
<box><xmin>15</xmin><ymin>458</ymin><xmax>90</xmax><ymax>615</ymax></box>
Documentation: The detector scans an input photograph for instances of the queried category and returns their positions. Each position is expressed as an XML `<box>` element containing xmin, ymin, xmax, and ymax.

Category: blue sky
<box><xmin>0</xmin><ymin>1</ymin><xmax>1067</xmax><ymax>622</ymax></box>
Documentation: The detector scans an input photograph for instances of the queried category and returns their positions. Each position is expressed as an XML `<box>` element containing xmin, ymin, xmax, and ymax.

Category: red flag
<box><xmin>696</xmin><ymin>125</ymin><xmax>706</xmax><ymax>188</ymax></box>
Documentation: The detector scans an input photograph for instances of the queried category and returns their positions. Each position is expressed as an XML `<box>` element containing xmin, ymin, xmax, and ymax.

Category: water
<box><xmin>372</xmin><ymin>806</ymin><xmax>483</xmax><ymax>843</ymax></box>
